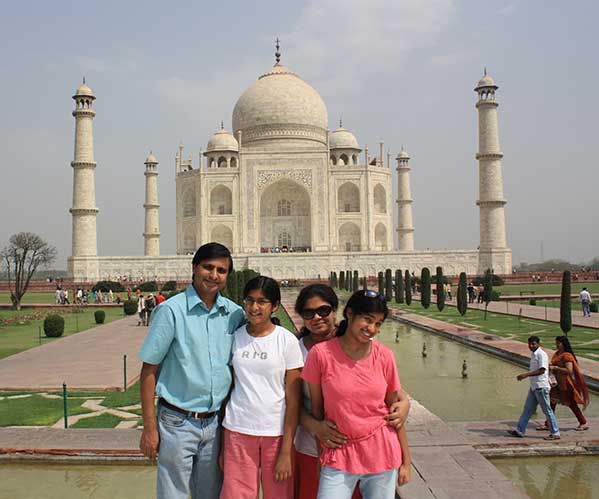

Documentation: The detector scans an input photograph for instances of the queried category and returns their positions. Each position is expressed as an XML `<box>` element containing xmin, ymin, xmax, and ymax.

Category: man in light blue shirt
<box><xmin>139</xmin><ymin>243</ymin><xmax>244</xmax><ymax>499</ymax></box>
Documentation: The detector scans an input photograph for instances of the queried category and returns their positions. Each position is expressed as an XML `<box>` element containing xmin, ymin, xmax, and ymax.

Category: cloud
<box><xmin>78</xmin><ymin>55</ymin><xmax>139</xmax><ymax>74</ymax></box>
<box><xmin>281</xmin><ymin>0</ymin><xmax>457</xmax><ymax>93</ymax></box>
<box><xmin>497</xmin><ymin>2</ymin><xmax>517</xmax><ymax>16</ymax></box>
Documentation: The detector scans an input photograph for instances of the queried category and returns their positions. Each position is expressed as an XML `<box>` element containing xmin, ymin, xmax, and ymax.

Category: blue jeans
<box><xmin>156</xmin><ymin>404</ymin><xmax>222</xmax><ymax>499</ymax></box>
<box><xmin>516</xmin><ymin>387</ymin><xmax>560</xmax><ymax>436</ymax></box>
<box><xmin>317</xmin><ymin>466</ymin><xmax>398</xmax><ymax>499</ymax></box>
<box><xmin>582</xmin><ymin>302</ymin><xmax>591</xmax><ymax>316</ymax></box>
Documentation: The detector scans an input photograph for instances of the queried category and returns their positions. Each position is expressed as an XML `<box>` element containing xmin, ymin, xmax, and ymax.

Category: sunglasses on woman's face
<box><xmin>300</xmin><ymin>305</ymin><xmax>334</xmax><ymax>320</ymax></box>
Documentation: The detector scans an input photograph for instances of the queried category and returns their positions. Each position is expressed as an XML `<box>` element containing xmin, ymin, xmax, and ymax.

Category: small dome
<box><xmin>397</xmin><ymin>148</ymin><xmax>410</xmax><ymax>160</ymax></box>
<box><xmin>75</xmin><ymin>82</ymin><xmax>94</xmax><ymax>97</ymax></box>
<box><xmin>329</xmin><ymin>127</ymin><xmax>360</xmax><ymax>150</ymax></box>
<box><xmin>475</xmin><ymin>73</ymin><xmax>497</xmax><ymax>90</ymax></box>
<box><xmin>145</xmin><ymin>153</ymin><xmax>158</xmax><ymax>164</ymax></box>
<box><xmin>207</xmin><ymin>128</ymin><xmax>239</xmax><ymax>153</ymax></box>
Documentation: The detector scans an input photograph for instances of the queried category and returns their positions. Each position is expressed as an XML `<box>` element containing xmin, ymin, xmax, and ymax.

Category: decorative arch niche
<box><xmin>211</xmin><ymin>225</ymin><xmax>233</xmax><ymax>249</ymax></box>
<box><xmin>374</xmin><ymin>184</ymin><xmax>386</xmax><ymax>214</ymax></box>
<box><xmin>210</xmin><ymin>185</ymin><xmax>233</xmax><ymax>215</ymax></box>
<box><xmin>338</xmin><ymin>182</ymin><xmax>360</xmax><ymax>212</ymax></box>
<box><xmin>374</xmin><ymin>223</ymin><xmax>387</xmax><ymax>251</ymax></box>
<box><xmin>182</xmin><ymin>189</ymin><xmax>196</xmax><ymax>217</ymax></box>
<box><xmin>339</xmin><ymin>222</ymin><xmax>361</xmax><ymax>252</ymax></box>
<box><xmin>260</xmin><ymin>179</ymin><xmax>311</xmax><ymax>251</ymax></box>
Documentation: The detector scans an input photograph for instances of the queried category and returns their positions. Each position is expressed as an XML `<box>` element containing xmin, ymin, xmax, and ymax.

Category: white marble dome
<box><xmin>476</xmin><ymin>73</ymin><xmax>497</xmax><ymax>89</ymax></box>
<box><xmin>207</xmin><ymin>128</ymin><xmax>239</xmax><ymax>153</ymax></box>
<box><xmin>75</xmin><ymin>82</ymin><xmax>94</xmax><ymax>97</ymax></box>
<box><xmin>329</xmin><ymin>127</ymin><xmax>360</xmax><ymax>150</ymax></box>
<box><xmin>145</xmin><ymin>153</ymin><xmax>158</xmax><ymax>164</ymax></box>
<box><xmin>232</xmin><ymin>63</ymin><xmax>328</xmax><ymax>144</ymax></box>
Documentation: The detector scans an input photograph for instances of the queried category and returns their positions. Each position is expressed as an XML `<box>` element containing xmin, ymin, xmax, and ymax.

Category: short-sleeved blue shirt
<box><xmin>139</xmin><ymin>285</ymin><xmax>245</xmax><ymax>412</ymax></box>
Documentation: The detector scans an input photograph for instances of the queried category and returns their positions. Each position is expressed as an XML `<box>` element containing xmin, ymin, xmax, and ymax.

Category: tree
<box><xmin>384</xmin><ymin>269</ymin><xmax>393</xmax><ymax>301</ymax></box>
<box><xmin>339</xmin><ymin>271</ymin><xmax>345</xmax><ymax>290</ymax></box>
<box><xmin>353</xmin><ymin>271</ymin><xmax>359</xmax><ymax>292</ymax></box>
<box><xmin>1</xmin><ymin>232</ymin><xmax>56</xmax><ymax>310</ymax></box>
<box><xmin>421</xmin><ymin>268</ymin><xmax>431</xmax><ymax>309</ymax></box>
<box><xmin>457</xmin><ymin>272</ymin><xmax>468</xmax><ymax>316</ymax></box>
<box><xmin>560</xmin><ymin>270</ymin><xmax>572</xmax><ymax>336</ymax></box>
<box><xmin>483</xmin><ymin>268</ymin><xmax>493</xmax><ymax>319</ymax></box>
<box><xmin>395</xmin><ymin>269</ymin><xmax>403</xmax><ymax>304</ymax></box>
<box><xmin>436</xmin><ymin>266</ymin><xmax>445</xmax><ymax>311</ymax></box>
<box><xmin>404</xmin><ymin>270</ymin><xmax>412</xmax><ymax>306</ymax></box>
<box><xmin>378</xmin><ymin>272</ymin><xmax>384</xmax><ymax>295</ymax></box>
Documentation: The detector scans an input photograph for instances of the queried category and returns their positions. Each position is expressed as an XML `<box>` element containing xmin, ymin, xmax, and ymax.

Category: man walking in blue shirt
<box><xmin>138</xmin><ymin>243</ymin><xmax>245</xmax><ymax>499</ymax></box>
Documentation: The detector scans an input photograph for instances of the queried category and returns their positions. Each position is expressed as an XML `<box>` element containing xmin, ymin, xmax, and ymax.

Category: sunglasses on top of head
<box><xmin>363</xmin><ymin>290</ymin><xmax>386</xmax><ymax>301</ymax></box>
<box><xmin>300</xmin><ymin>305</ymin><xmax>334</xmax><ymax>320</ymax></box>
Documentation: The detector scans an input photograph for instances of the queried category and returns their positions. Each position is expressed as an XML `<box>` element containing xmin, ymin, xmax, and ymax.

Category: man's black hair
<box><xmin>528</xmin><ymin>335</ymin><xmax>541</xmax><ymax>344</ymax></box>
<box><xmin>191</xmin><ymin>242</ymin><xmax>234</xmax><ymax>273</ymax></box>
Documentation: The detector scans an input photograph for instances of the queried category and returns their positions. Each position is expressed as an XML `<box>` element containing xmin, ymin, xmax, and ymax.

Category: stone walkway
<box><xmin>441</xmin><ymin>295</ymin><xmax>599</xmax><ymax>329</ymax></box>
<box><xmin>0</xmin><ymin>316</ymin><xmax>148</xmax><ymax>391</ymax></box>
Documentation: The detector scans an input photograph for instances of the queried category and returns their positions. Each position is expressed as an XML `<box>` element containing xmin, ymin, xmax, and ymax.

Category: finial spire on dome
<box><xmin>220</xmin><ymin>120</ymin><xmax>224</xmax><ymax>130</ymax></box>
<box><xmin>484</xmin><ymin>67</ymin><xmax>487</xmax><ymax>76</ymax></box>
<box><xmin>339</xmin><ymin>117</ymin><xmax>343</xmax><ymax>128</ymax></box>
<box><xmin>275</xmin><ymin>37</ymin><xmax>281</xmax><ymax>65</ymax></box>
<box><xmin>83</xmin><ymin>76</ymin><xmax>86</xmax><ymax>84</ymax></box>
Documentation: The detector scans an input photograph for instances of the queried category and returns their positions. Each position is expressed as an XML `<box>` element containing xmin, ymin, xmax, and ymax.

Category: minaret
<box><xmin>143</xmin><ymin>153</ymin><xmax>160</xmax><ymax>256</ymax></box>
<box><xmin>70</xmin><ymin>79</ymin><xmax>98</xmax><ymax>258</ymax></box>
<box><xmin>475</xmin><ymin>70</ymin><xmax>507</xmax><ymax>266</ymax></box>
<box><xmin>396</xmin><ymin>148</ymin><xmax>414</xmax><ymax>251</ymax></box>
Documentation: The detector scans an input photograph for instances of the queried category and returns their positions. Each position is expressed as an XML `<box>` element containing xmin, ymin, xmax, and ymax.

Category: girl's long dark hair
<box><xmin>556</xmin><ymin>335</ymin><xmax>577</xmax><ymax>362</ymax></box>
<box><xmin>295</xmin><ymin>284</ymin><xmax>339</xmax><ymax>338</ymax></box>
<box><xmin>336</xmin><ymin>290</ymin><xmax>389</xmax><ymax>337</ymax></box>
<box><xmin>243</xmin><ymin>276</ymin><xmax>281</xmax><ymax>325</ymax></box>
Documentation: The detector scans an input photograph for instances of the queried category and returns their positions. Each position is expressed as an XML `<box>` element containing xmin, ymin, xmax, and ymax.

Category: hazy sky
<box><xmin>1</xmin><ymin>0</ymin><xmax>598</xmax><ymax>268</ymax></box>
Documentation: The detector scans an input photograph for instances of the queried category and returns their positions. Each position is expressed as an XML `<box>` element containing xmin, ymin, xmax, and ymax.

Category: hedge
<box><xmin>94</xmin><ymin>310</ymin><xmax>106</xmax><ymax>324</ymax></box>
<box><xmin>161</xmin><ymin>280</ymin><xmax>177</xmax><ymax>292</ymax></box>
<box><xmin>44</xmin><ymin>314</ymin><xmax>65</xmax><ymax>337</ymax></box>
<box><xmin>123</xmin><ymin>300</ymin><xmax>138</xmax><ymax>315</ymax></box>
<box><xmin>93</xmin><ymin>280</ymin><xmax>125</xmax><ymax>292</ymax></box>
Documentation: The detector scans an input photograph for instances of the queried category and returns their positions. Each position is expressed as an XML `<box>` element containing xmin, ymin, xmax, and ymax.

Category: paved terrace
<box><xmin>0</xmin><ymin>316</ymin><xmax>146</xmax><ymax>391</ymax></box>
<box><xmin>410</xmin><ymin>292</ymin><xmax>599</xmax><ymax>330</ymax></box>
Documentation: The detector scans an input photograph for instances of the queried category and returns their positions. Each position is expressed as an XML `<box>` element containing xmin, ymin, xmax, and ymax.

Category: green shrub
<box><xmin>161</xmin><ymin>280</ymin><xmax>177</xmax><ymax>292</ymax></box>
<box><xmin>590</xmin><ymin>303</ymin><xmax>598</xmax><ymax>313</ymax></box>
<box><xmin>560</xmin><ymin>271</ymin><xmax>572</xmax><ymax>336</ymax></box>
<box><xmin>44</xmin><ymin>314</ymin><xmax>65</xmax><ymax>337</ymax></box>
<box><xmin>529</xmin><ymin>298</ymin><xmax>537</xmax><ymax>306</ymax></box>
<box><xmin>491</xmin><ymin>290</ymin><xmax>501</xmax><ymax>302</ymax></box>
<box><xmin>164</xmin><ymin>290</ymin><xmax>182</xmax><ymax>300</ymax></box>
<box><xmin>123</xmin><ymin>300</ymin><xmax>138</xmax><ymax>315</ymax></box>
<box><xmin>457</xmin><ymin>272</ymin><xmax>467</xmax><ymax>316</ymax></box>
<box><xmin>135</xmin><ymin>281</ymin><xmax>158</xmax><ymax>292</ymax></box>
<box><xmin>93</xmin><ymin>280</ymin><xmax>124</xmax><ymax>292</ymax></box>
<box><xmin>435</xmin><ymin>267</ymin><xmax>445</xmax><ymax>312</ymax></box>
<box><xmin>421</xmin><ymin>268</ymin><xmax>431</xmax><ymax>309</ymax></box>
<box><xmin>94</xmin><ymin>310</ymin><xmax>106</xmax><ymax>324</ymax></box>
<box><xmin>384</xmin><ymin>269</ymin><xmax>393</xmax><ymax>302</ymax></box>
<box><xmin>404</xmin><ymin>270</ymin><xmax>412</xmax><ymax>306</ymax></box>
<box><xmin>472</xmin><ymin>274</ymin><xmax>504</xmax><ymax>287</ymax></box>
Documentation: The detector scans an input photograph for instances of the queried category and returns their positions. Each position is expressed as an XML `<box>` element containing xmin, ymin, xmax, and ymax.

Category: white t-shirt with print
<box><xmin>223</xmin><ymin>325</ymin><xmax>304</xmax><ymax>436</ymax></box>
<box><xmin>529</xmin><ymin>347</ymin><xmax>550</xmax><ymax>390</ymax></box>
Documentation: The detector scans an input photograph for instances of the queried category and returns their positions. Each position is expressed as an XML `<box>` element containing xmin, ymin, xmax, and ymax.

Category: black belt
<box><xmin>159</xmin><ymin>398</ymin><xmax>216</xmax><ymax>420</ymax></box>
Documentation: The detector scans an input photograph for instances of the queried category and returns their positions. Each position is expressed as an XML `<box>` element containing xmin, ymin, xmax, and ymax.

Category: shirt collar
<box><xmin>186</xmin><ymin>285</ymin><xmax>228</xmax><ymax>314</ymax></box>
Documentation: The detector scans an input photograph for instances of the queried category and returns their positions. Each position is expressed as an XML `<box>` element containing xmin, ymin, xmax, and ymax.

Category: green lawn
<box><xmin>394</xmin><ymin>301</ymin><xmax>599</xmax><ymax>360</ymax></box>
<box><xmin>496</xmin><ymin>282</ymin><xmax>599</xmax><ymax>296</ymax></box>
<box><xmin>275</xmin><ymin>305</ymin><xmax>296</xmax><ymax>332</ymax></box>
<box><xmin>71</xmin><ymin>413</ymin><xmax>130</xmax><ymax>429</ymax></box>
<box><xmin>0</xmin><ymin>308</ymin><xmax>126</xmax><ymax>360</ymax></box>
<box><xmin>0</xmin><ymin>394</ymin><xmax>92</xmax><ymax>426</ymax></box>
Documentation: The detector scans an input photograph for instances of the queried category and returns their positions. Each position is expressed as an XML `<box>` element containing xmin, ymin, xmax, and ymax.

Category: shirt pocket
<box><xmin>159</xmin><ymin>408</ymin><xmax>187</xmax><ymax>427</ymax></box>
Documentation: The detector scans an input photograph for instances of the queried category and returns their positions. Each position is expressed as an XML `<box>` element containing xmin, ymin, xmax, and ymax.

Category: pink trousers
<box><xmin>220</xmin><ymin>429</ymin><xmax>293</xmax><ymax>499</ymax></box>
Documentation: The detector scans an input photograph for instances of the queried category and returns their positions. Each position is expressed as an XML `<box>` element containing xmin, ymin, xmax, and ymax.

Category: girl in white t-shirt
<box><xmin>220</xmin><ymin>276</ymin><xmax>303</xmax><ymax>499</ymax></box>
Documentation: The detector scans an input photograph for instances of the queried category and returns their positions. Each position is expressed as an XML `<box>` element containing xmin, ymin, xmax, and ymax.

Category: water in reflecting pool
<box><xmin>491</xmin><ymin>456</ymin><xmax>599</xmax><ymax>499</ymax></box>
<box><xmin>378</xmin><ymin>321</ymin><xmax>599</xmax><ymax>421</ymax></box>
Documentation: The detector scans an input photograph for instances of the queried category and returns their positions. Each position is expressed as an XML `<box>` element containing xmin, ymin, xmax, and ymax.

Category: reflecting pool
<box><xmin>379</xmin><ymin>321</ymin><xmax>599</xmax><ymax>421</ymax></box>
<box><xmin>0</xmin><ymin>463</ymin><xmax>155</xmax><ymax>499</ymax></box>
<box><xmin>491</xmin><ymin>456</ymin><xmax>599</xmax><ymax>499</ymax></box>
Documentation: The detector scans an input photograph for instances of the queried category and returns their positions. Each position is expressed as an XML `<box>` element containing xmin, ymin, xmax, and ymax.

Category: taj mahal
<box><xmin>68</xmin><ymin>45</ymin><xmax>512</xmax><ymax>282</ymax></box>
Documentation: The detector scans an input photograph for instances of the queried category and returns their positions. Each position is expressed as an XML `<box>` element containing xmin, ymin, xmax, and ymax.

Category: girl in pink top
<box><xmin>302</xmin><ymin>290</ymin><xmax>411</xmax><ymax>499</ymax></box>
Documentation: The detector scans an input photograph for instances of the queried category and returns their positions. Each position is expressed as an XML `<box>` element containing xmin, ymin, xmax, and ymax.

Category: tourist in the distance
<box><xmin>302</xmin><ymin>290</ymin><xmax>411</xmax><ymax>498</ymax></box>
<box><xmin>220</xmin><ymin>276</ymin><xmax>303</xmax><ymax>499</ymax></box>
<box><xmin>580</xmin><ymin>287</ymin><xmax>592</xmax><ymax>317</ymax></box>
<box><xmin>509</xmin><ymin>335</ymin><xmax>561</xmax><ymax>440</ymax></box>
<box><xmin>537</xmin><ymin>336</ymin><xmax>590</xmax><ymax>432</ymax></box>
<box><xmin>293</xmin><ymin>284</ymin><xmax>410</xmax><ymax>499</ymax></box>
